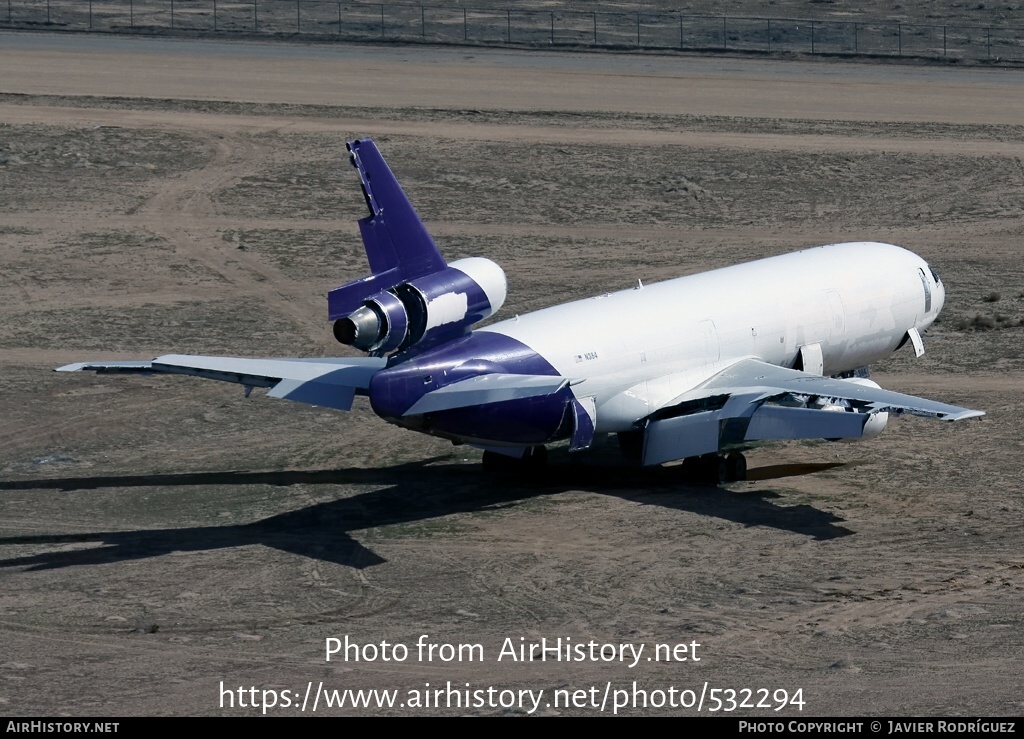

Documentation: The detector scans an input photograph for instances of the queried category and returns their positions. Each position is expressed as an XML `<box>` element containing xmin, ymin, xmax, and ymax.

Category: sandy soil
<box><xmin>0</xmin><ymin>34</ymin><xmax>1022</xmax><ymax>716</ymax></box>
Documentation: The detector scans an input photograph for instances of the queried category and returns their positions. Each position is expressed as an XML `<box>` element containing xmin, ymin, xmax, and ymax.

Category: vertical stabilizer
<box><xmin>328</xmin><ymin>139</ymin><xmax>447</xmax><ymax>320</ymax></box>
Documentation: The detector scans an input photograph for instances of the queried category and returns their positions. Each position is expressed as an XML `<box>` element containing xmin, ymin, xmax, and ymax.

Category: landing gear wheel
<box><xmin>725</xmin><ymin>452</ymin><xmax>747</xmax><ymax>482</ymax></box>
<box><xmin>680</xmin><ymin>456</ymin><xmax>701</xmax><ymax>480</ymax></box>
<box><xmin>617</xmin><ymin>431</ymin><xmax>643</xmax><ymax>464</ymax></box>
<box><xmin>698</xmin><ymin>453</ymin><xmax>728</xmax><ymax>485</ymax></box>
<box><xmin>525</xmin><ymin>445</ymin><xmax>548</xmax><ymax>469</ymax></box>
<box><xmin>481</xmin><ymin>446</ymin><xmax>548</xmax><ymax>476</ymax></box>
<box><xmin>481</xmin><ymin>450</ymin><xmax>510</xmax><ymax>474</ymax></box>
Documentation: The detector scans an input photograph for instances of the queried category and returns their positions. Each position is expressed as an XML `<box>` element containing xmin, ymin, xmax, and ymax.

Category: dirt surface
<box><xmin>1</xmin><ymin>34</ymin><xmax>1022</xmax><ymax>716</ymax></box>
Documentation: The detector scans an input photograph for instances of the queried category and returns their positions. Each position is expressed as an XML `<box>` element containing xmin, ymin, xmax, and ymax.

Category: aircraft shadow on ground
<box><xmin>0</xmin><ymin>456</ymin><xmax>852</xmax><ymax>571</ymax></box>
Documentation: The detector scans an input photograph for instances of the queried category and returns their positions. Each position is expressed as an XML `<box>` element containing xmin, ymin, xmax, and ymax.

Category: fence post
<box><xmin>214</xmin><ymin>0</ymin><xmax>217</xmax><ymax>32</ymax></box>
<box><xmin>337</xmin><ymin>3</ymin><xmax>341</xmax><ymax>36</ymax></box>
<box><xmin>898</xmin><ymin>22</ymin><xmax>901</xmax><ymax>55</ymax></box>
<box><xmin>767</xmin><ymin>18</ymin><xmax>770</xmax><ymax>52</ymax></box>
<box><xmin>463</xmin><ymin>7</ymin><xmax>466</xmax><ymax>41</ymax></box>
<box><xmin>47</xmin><ymin>0</ymin><xmax>51</xmax><ymax>24</ymax></box>
<box><xmin>170</xmin><ymin>0</ymin><xmax>173</xmax><ymax>30</ymax></box>
<box><xmin>296</xmin><ymin>0</ymin><xmax>300</xmax><ymax>34</ymax></box>
<box><xmin>423</xmin><ymin>6</ymin><xmax>427</xmax><ymax>39</ymax></box>
<box><xmin>853</xmin><ymin>22</ymin><xmax>857</xmax><ymax>53</ymax></box>
<box><xmin>128</xmin><ymin>0</ymin><xmax>132</xmax><ymax>28</ymax></box>
<box><xmin>811</xmin><ymin>20</ymin><xmax>815</xmax><ymax>53</ymax></box>
<box><xmin>636</xmin><ymin>12</ymin><xmax>640</xmax><ymax>46</ymax></box>
<box><xmin>506</xmin><ymin>9</ymin><xmax>510</xmax><ymax>43</ymax></box>
<box><xmin>379</xmin><ymin>3</ymin><xmax>383</xmax><ymax>38</ymax></box>
<box><xmin>593</xmin><ymin>11</ymin><xmax>597</xmax><ymax>44</ymax></box>
<box><xmin>987</xmin><ymin>27</ymin><xmax>991</xmax><ymax>57</ymax></box>
<box><xmin>680</xmin><ymin>15</ymin><xmax>683</xmax><ymax>50</ymax></box>
<box><xmin>943</xmin><ymin>25</ymin><xmax>946</xmax><ymax>56</ymax></box>
<box><xmin>254</xmin><ymin>1</ymin><xmax>258</xmax><ymax>32</ymax></box>
<box><xmin>89</xmin><ymin>0</ymin><xmax>92</xmax><ymax>29</ymax></box>
<box><xmin>723</xmin><ymin>16</ymin><xmax>727</xmax><ymax>50</ymax></box>
<box><xmin>551</xmin><ymin>11</ymin><xmax>554</xmax><ymax>45</ymax></box>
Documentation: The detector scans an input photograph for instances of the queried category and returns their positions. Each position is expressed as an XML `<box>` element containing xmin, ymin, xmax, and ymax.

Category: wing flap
<box><xmin>694</xmin><ymin>358</ymin><xmax>983</xmax><ymax>421</ymax></box>
<box><xmin>643</xmin><ymin>411</ymin><xmax>722</xmax><ymax>466</ymax></box>
<box><xmin>745</xmin><ymin>405</ymin><xmax>867</xmax><ymax>441</ymax></box>
<box><xmin>569</xmin><ymin>396</ymin><xmax>597</xmax><ymax>452</ymax></box>
<box><xmin>638</xmin><ymin>357</ymin><xmax>983</xmax><ymax>466</ymax></box>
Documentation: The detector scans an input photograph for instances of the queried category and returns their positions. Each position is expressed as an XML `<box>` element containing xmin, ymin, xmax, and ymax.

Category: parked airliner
<box><xmin>59</xmin><ymin>139</ymin><xmax>983</xmax><ymax>482</ymax></box>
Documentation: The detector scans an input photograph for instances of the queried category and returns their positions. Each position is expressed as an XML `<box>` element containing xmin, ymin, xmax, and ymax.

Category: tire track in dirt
<box><xmin>0</xmin><ymin>268</ymin><xmax>34</xmax><ymax>304</ymax></box>
<box><xmin>135</xmin><ymin>126</ymin><xmax>335</xmax><ymax>351</ymax></box>
<box><xmin>4</xmin><ymin>104</ymin><xmax>1024</xmax><ymax>157</ymax></box>
<box><xmin>5</xmin><ymin>208</ymin><xmax>1021</xmax><ymax>256</ymax></box>
<box><xmin>0</xmin><ymin>388</ymin><xmax>207</xmax><ymax>465</ymax></box>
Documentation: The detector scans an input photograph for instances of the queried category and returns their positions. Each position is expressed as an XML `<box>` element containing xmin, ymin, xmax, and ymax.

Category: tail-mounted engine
<box><xmin>333</xmin><ymin>257</ymin><xmax>507</xmax><ymax>355</ymax></box>
<box><xmin>327</xmin><ymin>139</ymin><xmax>507</xmax><ymax>356</ymax></box>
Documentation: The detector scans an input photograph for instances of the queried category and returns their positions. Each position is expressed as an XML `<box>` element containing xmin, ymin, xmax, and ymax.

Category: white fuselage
<box><xmin>481</xmin><ymin>242</ymin><xmax>942</xmax><ymax>432</ymax></box>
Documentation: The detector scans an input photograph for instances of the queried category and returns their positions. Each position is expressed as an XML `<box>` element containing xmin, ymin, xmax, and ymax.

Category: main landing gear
<box><xmin>680</xmin><ymin>452</ymin><xmax>747</xmax><ymax>484</ymax></box>
<box><xmin>481</xmin><ymin>446</ymin><xmax>548</xmax><ymax>475</ymax></box>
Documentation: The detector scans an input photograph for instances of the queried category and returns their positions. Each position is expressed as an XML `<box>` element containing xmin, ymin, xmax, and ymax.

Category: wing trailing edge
<box><xmin>640</xmin><ymin>358</ymin><xmax>984</xmax><ymax>466</ymax></box>
<box><xmin>688</xmin><ymin>358</ymin><xmax>984</xmax><ymax>421</ymax></box>
<box><xmin>56</xmin><ymin>355</ymin><xmax>387</xmax><ymax>411</ymax></box>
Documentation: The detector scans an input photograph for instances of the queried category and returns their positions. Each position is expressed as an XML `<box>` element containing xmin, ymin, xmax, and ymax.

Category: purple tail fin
<box><xmin>328</xmin><ymin>139</ymin><xmax>447</xmax><ymax>320</ymax></box>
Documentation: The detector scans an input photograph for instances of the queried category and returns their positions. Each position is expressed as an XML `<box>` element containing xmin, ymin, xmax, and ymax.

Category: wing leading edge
<box><xmin>641</xmin><ymin>358</ymin><xmax>983</xmax><ymax>466</ymax></box>
<box><xmin>56</xmin><ymin>354</ymin><xmax>387</xmax><ymax>411</ymax></box>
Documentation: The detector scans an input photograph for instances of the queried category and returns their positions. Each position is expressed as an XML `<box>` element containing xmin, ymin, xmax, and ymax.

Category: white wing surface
<box><xmin>641</xmin><ymin>358</ymin><xmax>983</xmax><ymax>466</ymax></box>
<box><xmin>56</xmin><ymin>354</ymin><xmax>387</xmax><ymax>411</ymax></box>
<box><xmin>681</xmin><ymin>358</ymin><xmax>983</xmax><ymax>421</ymax></box>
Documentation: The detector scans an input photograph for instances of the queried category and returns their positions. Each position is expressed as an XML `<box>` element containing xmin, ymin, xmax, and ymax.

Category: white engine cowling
<box><xmin>836</xmin><ymin>377</ymin><xmax>889</xmax><ymax>441</ymax></box>
<box><xmin>333</xmin><ymin>258</ymin><xmax>507</xmax><ymax>355</ymax></box>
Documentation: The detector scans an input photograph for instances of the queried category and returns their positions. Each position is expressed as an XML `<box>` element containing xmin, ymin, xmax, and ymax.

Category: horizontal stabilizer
<box><xmin>57</xmin><ymin>355</ymin><xmax>386</xmax><ymax>412</ymax></box>
<box><xmin>403</xmin><ymin>374</ymin><xmax>569</xmax><ymax>416</ymax></box>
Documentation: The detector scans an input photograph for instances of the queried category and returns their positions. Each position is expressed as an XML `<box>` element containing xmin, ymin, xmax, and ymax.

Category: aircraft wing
<box><xmin>56</xmin><ymin>354</ymin><xmax>387</xmax><ymax>411</ymax></box>
<box><xmin>641</xmin><ymin>357</ymin><xmax>983</xmax><ymax>466</ymax></box>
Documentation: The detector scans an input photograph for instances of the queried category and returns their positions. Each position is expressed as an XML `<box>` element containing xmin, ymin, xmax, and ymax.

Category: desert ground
<box><xmin>0</xmin><ymin>33</ymin><xmax>1022</xmax><ymax>716</ymax></box>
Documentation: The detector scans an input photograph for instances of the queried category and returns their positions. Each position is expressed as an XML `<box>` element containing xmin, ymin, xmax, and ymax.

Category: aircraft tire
<box><xmin>698</xmin><ymin>453</ymin><xmax>727</xmax><ymax>485</ymax></box>
<box><xmin>617</xmin><ymin>431</ymin><xmax>644</xmax><ymax>464</ymax></box>
<box><xmin>680</xmin><ymin>456</ymin><xmax>701</xmax><ymax>480</ymax></box>
<box><xmin>525</xmin><ymin>445</ymin><xmax>548</xmax><ymax>469</ymax></box>
<box><xmin>481</xmin><ymin>447</ymin><xmax>547</xmax><ymax>476</ymax></box>
<box><xmin>725</xmin><ymin>452</ymin><xmax>747</xmax><ymax>482</ymax></box>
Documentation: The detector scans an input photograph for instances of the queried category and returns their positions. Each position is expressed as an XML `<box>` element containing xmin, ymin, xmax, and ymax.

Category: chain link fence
<box><xmin>3</xmin><ymin>1</ymin><xmax>1022</xmax><ymax>62</ymax></box>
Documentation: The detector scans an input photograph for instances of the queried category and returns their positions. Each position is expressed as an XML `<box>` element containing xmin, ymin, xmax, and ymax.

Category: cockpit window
<box><xmin>929</xmin><ymin>265</ymin><xmax>941</xmax><ymax>284</ymax></box>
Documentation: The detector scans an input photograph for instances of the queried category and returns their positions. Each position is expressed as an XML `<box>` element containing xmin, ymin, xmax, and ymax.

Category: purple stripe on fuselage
<box><xmin>369</xmin><ymin>331</ymin><xmax>572</xmax><ymax>446</ymax></box>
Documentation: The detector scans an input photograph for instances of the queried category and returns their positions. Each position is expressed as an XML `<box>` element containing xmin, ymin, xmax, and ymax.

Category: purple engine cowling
<box><xmin>333</xmin><ymin>258</ymin><xmax>507</xmax><ymax>355</ymax></box>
